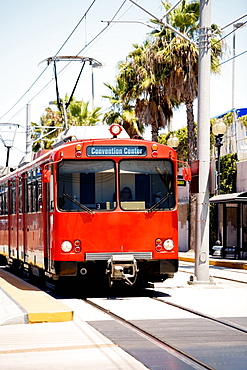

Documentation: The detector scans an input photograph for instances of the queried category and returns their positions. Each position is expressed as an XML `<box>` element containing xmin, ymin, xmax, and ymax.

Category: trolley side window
<box><xmin>0</xmin><ymin>186</ymin><xmax>2</xmax><ymax>215</ymax></box>
<box><xmin>25</xmin><ymin>169</ymin><xmax>42</xmax><ymax>213</ymax></box>
<box><xmin>18</xmin><ymin>177</ymin><xmax>23</xmax><ymax>214</ymax></box>
<box><xmin>119</xmin><ymin>159</ymin><xmax>175</xmax><ymax>211</ymax></box>
<box><xmin>36</xmin><ymin>168</ymin><xmax>42</xmax><ymax>212</ymax></box>
<box><xmin>0</xmin><ymin>183</ymin><xmax>8</xmax><ymax>215</ymax></box>
<box><xmin>58</xmin><ymin>160</ymin><xmax>116</xmax><ymax>211</ymax></box>
<box><xmin>9</xmin><ymin>179</ymin><xmax>16</xmax><ymax>215</ymax></box>
<box><xmin>27</xmin><ymin>172</ymin><xmax>33</xmax><ymax>213</ymax></box>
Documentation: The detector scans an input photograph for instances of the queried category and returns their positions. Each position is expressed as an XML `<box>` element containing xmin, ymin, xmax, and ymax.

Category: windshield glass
<box><xmin>57</xmin><ymin>159</ymin><xmax>175</xmax><ymax>212</ymax></box>
<box><xmin>58</xmin><ymin>160</ymin><xmax>116</xmax><ymax>211</ymax></box>
<box><xmin>119</xmin><ymin>159</ymin><xmax>175</xmax><ymax>211</ymax></box>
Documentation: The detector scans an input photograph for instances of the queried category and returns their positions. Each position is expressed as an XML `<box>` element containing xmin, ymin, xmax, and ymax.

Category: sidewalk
<box><xmin>1</xmin><ymin>253</ymin><xmax>247</xmax><ymax>326</ymax></box>
<box><xmin>179</xmin><ymin>251</ymin><xmax>247</xmax><ymax>269</ymax></box>
<box><xmin>0</xmin><ymin>268</ymin><xmax>73</xmax><ymax>325</ymax></box>
<box><xmin>0</xmin><ymin>263</ymin><xmax>246</xmax><ymax>369</ymax></box>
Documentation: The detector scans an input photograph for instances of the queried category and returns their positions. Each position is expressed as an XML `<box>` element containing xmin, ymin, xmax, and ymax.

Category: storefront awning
<box><xmin>209</xmin><ymin>192</ymin><xmax>247</xmax><ymax>203</ymax></box>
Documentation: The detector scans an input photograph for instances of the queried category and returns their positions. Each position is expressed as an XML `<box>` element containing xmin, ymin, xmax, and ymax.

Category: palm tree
<box><xmin>103</xmin><ymin>80</ymin><xmax>143</xmax><ymax>138</ymax></box>
<box><xmin>152</xmin><ymin>0</ymin><xmax>223</xmax><ymax>164</ymax></box>
<box><xmin>152</xmin><ymin>0</ymin><xmax>224</xmax><ymax>252</ymax></box>
<box><xmin>68</xmin><ymin>99</ymin><xmax>102</xmax><ymax>126</ymax></box>
<box><xmin>32</xmin><ymin>108</ymin><xmax>63</xmax><ymax>151</ymax></box>
<box><xmin>116</xmin><ymin>41</ymin><xmax>175</xmax><ymax>142</ymax></box>
<box><xmin>32</xmin><ymin>96</ymin><xmax>102</xmax><ymax>151</ymax></box>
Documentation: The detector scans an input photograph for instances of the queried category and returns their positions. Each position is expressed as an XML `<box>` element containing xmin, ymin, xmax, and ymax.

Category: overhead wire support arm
<box><xmin>66</xmin><ymin>60</ymin><xmax>86</xmax><ymax>109</ymax></box>
<box><xmin>161</xmin><ymin>0</ymin><xmax>183</xmax><ymax>21</ymax></box>
<box><xmin>53</xmin><ymin>60</ymin><xmax>61</xmax><ymax>112</ymax></box>
<box><xmin>0</xmin><ymin>123</ymin><xmax>20</xmax><ymax>167</ymax></box>
<box><xmin>219</xmin><ymin>13</ymin><xmax>247</xmax><ymax>31</ymax></box>
<box><xmin>128</xmin><ymin>0</ymin><xmax>197</xmax><ymax>46</ymax></box>
<box><xmin>101</xmin><ymin>20</ymin><xmax>155</xmax><ymax>29</ymax></box>
<box><xmin>39</xmin><ymin>55</ymin><xmax>101</xmax><ymax>129</ymax></box>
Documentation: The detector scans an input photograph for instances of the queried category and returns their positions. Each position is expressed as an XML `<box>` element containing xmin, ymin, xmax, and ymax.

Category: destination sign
<box><xmin>87</xmin><ymin>145</ymin><xmax>147</xmax><ymax>157</ymax></box>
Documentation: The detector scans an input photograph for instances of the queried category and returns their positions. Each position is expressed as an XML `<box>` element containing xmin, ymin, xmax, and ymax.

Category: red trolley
<box><xmin>0</xmin><ymin>124</ymin><xmax>189</xmax><ymax>289</ymax></box>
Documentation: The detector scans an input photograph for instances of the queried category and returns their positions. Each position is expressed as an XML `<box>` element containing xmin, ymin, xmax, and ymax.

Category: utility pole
<box><xmin>192</xmin><ymin>0</ymin><xmax>211</xmax><ymax>283</ymax></box>
<box><xmin>26</xmin><ymin>103</ymin><xmax>32</xmax><ymax>158</ymax></box>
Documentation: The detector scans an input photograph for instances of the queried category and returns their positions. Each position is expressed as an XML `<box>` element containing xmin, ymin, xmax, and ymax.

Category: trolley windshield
<box><xmin>119</xmin><ymin>159</ymin><xmax>175</xmax><ymax>211</ymax></box>
<box><xmin>58</xmin><ymin>160</ymin><xmax>116</xmax><ymax>211</ymax></box>
<box><xmin>57</xmin><ymin>159</ymin><xmax>175</xmax><ymax>212</ymax></box>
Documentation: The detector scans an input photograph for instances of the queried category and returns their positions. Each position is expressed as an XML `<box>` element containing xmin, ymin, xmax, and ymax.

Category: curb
<box><xmin>0</xmin><ymin>269</ymin><xmax>73</xmax><ymax>324</ymax></box>
<box><xmin>179</xmin><ymin>255</ymin><xmax>247</xmax><ymax>270</ymax></box>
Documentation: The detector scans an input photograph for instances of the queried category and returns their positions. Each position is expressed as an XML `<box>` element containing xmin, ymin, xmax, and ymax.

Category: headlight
<box><xmin>163</xmin><ymin>239</ymin><xmax>174</xmax><ymax>251</ymax></box>
<box><xmin>61</xmin><ymin>241</ymin><xmax>73</xmax><ymax>252</ymax></box>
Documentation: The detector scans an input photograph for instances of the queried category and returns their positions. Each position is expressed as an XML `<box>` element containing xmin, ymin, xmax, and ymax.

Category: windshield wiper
<box><xmin>147</xmin><ymin>192</ymin><xmax>173</xmax><ymax>213</ymax></box>
<box><xmin>63</xmin><ymin>193</ymin><xmax>94</xmax><ymax>214</ymax></box>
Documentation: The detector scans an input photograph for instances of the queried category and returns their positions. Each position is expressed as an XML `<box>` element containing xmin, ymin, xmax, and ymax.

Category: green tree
<box><xmin>102</xmin><ymin>80</ymin><xmax>142</xmax><ymax>138</ymax></box>
<box><xmin>32</xmin><ymin>96</ymin><xmax>102</xmax><ymax>151</ymax></box>
<box><xmin>67</xmin><ymin>99</ymin><xmax>101</xmax><ymax>126</ymax></box>
<box><xmin>32</xmin><ymin>108</ymin><xmax>63</xmax><ymax>152</ymax></box>
<box><xmin>104</xmin><ymin>1</ymin><xmax>223</xmax><ymax>151</ymax></box>
<box><xmin>116</xmin><ymin>40</ymin><xmax>175</xmax><ymax>142</ymax></box>
<box><xmin>152</xmin><ymin>0</ymin><xmax>223</xmax><ymax>164</ymax></box>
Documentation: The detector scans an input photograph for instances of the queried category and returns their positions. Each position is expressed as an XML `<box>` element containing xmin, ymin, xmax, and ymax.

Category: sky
<box><xmin>0</xmin><ymin>0</ymin><xmax>246</xmax><ymax>167</ymax></box>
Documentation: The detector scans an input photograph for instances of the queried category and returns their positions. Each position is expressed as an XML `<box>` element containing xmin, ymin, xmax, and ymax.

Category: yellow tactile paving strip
<box><xmin>179</xmin><ymin>255</ymin><xmax>247</xmax><ymax>270</ymax></box>
<box><xmin>0</xmin><ymin>269</ymin><xmax>73</xmax><ymax>324</ymax></box>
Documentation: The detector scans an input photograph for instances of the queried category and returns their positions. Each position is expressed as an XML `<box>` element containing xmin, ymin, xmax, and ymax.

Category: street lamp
<box><xmin>167</xmin><ymin>134</ymin><xmax>179</xmax><ymax>149</ymax></box>
<box><xmin>212</xmin><ymin>119</ymin><xmax>227</xmax><ymax>245</ymax></box>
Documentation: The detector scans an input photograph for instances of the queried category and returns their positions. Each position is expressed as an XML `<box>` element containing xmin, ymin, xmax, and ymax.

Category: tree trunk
<box><xmin>185</xmin><ymin>100</ymin><xmax>196</xmax><ymax>166</ymax></box>
<box><xmin>151</xmin><ymin>122</ymin><xmax>159</xmax><ymax>142</ymax></box>
<box><xmin>186</xmin><ymin>100</ymin><xmax>196</xmax><ymax>251</ymax></box>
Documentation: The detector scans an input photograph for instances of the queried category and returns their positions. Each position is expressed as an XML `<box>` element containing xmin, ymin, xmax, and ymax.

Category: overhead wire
<box><xmin>1</xmin><ymin>1</ymin><xmax>246</xmax><ymax>124</ymax></box>
<box><xmin>1</xmin><ymin>0</ymin><xmax>132</xmax><ymax>123</ymax></box>
<box><xmin>211</xmin><ymin>19</ymin><xmax>247</xmax><ymax>48</ymax></box>
<box><xmin>0</xmin><ymin>0</ymin><xmax>98</xmax><ymax>122</ymax></box>
<box><xmin>3</xmin><ymin>0</ymin><xmax>133</xmax><ymax>123</ymax></box>
<box><xmin>220</xmin><ymin>49</ymin><xmax>247</xmax><ymax>66</ymax></box>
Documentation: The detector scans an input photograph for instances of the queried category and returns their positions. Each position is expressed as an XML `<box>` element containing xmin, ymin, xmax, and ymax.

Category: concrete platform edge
<box><xmin>0</xmin><ymin>268</ymin><xmax>74</xmax><ymax>325</ymax></box>
<box><xmin>179</xmin><ymin>253</ymin><xmax>247</xmax><ymax>269</ymax></box>
<box><xmin>0</xmin><ymin>285</ymin><xmax>28</xmax><ymax>325</ymax></box>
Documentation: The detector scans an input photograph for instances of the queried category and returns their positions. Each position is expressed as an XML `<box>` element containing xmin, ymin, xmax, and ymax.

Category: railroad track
<box><xmin>83</xmin><ymin>292</ymin><xmax>247</xmax><ymax>370</ymax></box>
<box><xmin>151</xmin><ymin>297</ymin><xmax>247</xmax><ymax>334</ymax></box>
<box><xmin>85</xmin><ymin>297</ymin><xmax>213</xmax><ymax>370</ymax></box>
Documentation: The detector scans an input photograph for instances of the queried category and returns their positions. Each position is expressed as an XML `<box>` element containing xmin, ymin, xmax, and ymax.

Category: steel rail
<box><xmin>151</xmin><ymin>297</ymin><xmax>247</xmax><ymax>334</ymax></box>
<box><xmin>85</xmin><ymin>298</ymin><xmax>214</xmax><ymax>370</ymax></box>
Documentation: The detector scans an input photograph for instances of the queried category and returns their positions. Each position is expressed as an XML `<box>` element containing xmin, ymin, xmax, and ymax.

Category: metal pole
<box><xmin>232</xmin><ymin>28</ymin><xmax>236</xmax><ymax>110</ymax></box>
<box><xmin>26</xmin><ymin>103</ymin><xmax>32</xmax><ymax>157</ymax></box>
<box><xmin>193</xmin><ymin>0</ymin><xmax>211</xmax><ymax>283</ymax></box>
<box><xmin>61</xmin><ymin>101</ymin><xmax>68</xmax><ymax>130</ymax></box>
<box><xmin>6</xmin><ymin>146</ymin><xmax>10</xmax><ymax>167</ymax></box>
<box><xmin>91</xmin><ymin>63</ymin><xmax>94</xmax><ymax>112</ymax></box>
<box><xmin>216</xmin><ymin>144</ymin><xmax>221</xmax><ymax>196</ymax></box>
<box><xmin>216</xmin><ymin>141</ymin><xmax>221</xmax><ymax>242</ymax></box>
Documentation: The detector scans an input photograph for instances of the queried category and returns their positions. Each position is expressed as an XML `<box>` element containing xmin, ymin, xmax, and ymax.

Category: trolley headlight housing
<box><xmin>74</xmin><ymin>239</ymin><xmax>81</xmax><ymax>253</ymax></box>
<box><xmin>109</xmin><ymin>124</ymin><xmax>122</xmax><ymax>137</ymax></box>
<box><xmin>151</xmin><ymin>143</ymin><xmax>158</xmax><ymax>157</ymax></box>
<box><xmin>163</xmin><ymin>239</ymin><xmax>174</xmax><ymax>251</ymax></box>
<box><xmin>155</xmin><ymin>238</ymin><xmax>163</xmax><ymax>252</ymax></box>
<box><xmin>75</xmin><ymin>144</ymin><xmax>82</xmax><ymax>158</ymax></box>
<box><xmin>155</xmin><ymin>238</ymin><xmax>174</xmax><ymax>252</ymax></box>
<box><xmin>61</xmin><ymin>241</ymin><xmax>73</xmax><ymax>252</ymax></box>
